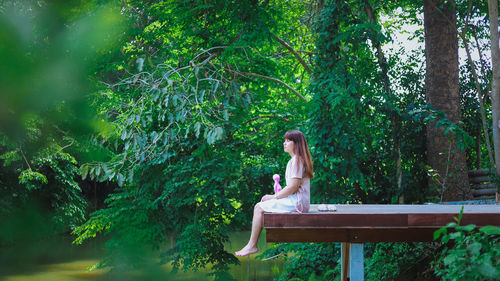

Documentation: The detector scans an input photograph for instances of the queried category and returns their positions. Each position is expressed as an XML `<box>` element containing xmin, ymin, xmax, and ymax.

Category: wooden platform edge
<box><xmin>263</xmin><ymin>204</ymin><xmax>500</xmax><ymax>243</ymax></box>
<box><xmin>265</xmin><ymin>227</ymin><xmax>440</xmax><ymax>243</ymax></box>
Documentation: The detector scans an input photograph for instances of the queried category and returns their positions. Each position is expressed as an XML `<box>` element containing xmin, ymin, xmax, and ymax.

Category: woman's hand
<box><xmin>261</xmin><ymin>194</ymin><xmax>275</xmax><ymax>202</ymax></box>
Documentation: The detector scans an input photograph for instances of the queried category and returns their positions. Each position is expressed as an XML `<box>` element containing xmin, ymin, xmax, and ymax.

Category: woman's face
<box><xmin>283</xmin><ymin>139</ymin><xmax>295</xmax><ymax>154</ymax></box>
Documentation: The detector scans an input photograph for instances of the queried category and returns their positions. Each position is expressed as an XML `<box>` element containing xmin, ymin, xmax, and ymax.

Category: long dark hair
<box><xmin>284</xmin><ymin>130</ymin><xmax>314</xmax><ymax>179</ymax></box>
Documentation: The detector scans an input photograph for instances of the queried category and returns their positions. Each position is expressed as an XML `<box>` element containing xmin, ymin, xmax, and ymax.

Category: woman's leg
<box><xmin>235</xmin><ymin>204</ymin><xmax>264</xmax><ymax>256</ymax></box>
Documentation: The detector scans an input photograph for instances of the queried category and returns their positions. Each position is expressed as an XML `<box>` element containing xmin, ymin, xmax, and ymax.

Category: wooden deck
<box><xmin>264</xmin><ymin>204</ymin><xmax>500</xmax><ymax>243</ymax></box>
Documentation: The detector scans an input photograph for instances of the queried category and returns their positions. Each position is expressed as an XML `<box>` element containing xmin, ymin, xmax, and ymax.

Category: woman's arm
<box><xmin>274</xmin><ymin>178</ymin><xmax>301</xmax><ymax>199</ymax></box>
<box><xmin>261</xmin><ymin>178</ymin><xmax>301</xmax><ymax>202</ymax></box>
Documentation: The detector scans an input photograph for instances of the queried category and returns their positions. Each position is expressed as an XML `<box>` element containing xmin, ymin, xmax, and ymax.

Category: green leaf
<box><xmin>448</xmin><ymin>232</ymin><xmax>462</xmax><ymax>240</ymax></box>
<box><xmin>454</xmin><ymin>206</ymin><xmax>464</xmax><ymax>223</ymax></box>
<box><xmin>479</xmin><ymin>225</ymin><xmax>500</xmax><ymax>235</ymax></box>
<box><xmin>443</xmin><ymin>254</ymin><xmax>457</xmax><ymax>265</ymax></box>
<box><xmin>136</xmin><ymin>57</ymin><xmax>144</xmax><ymax>71</ymax></box>
<box><xmin>478</xmin><ymin>263</ymin><xmax>498</xmax><ymax>278</ymax></box>
<box><xmin>456</xmin><ymin>224</ymin><xmax>475</xmax><ymax>232</ymax></box>
<box><xmin>117</xmin><ymin>173</ymin><xmax>124</xmax><ymax>186</ymax></box>
<box><xmin>194</xmin><ymin>122</ymin><xmax>201</xmax><ymax>138</ymax></box>
<box><xmin>466</xmin><ymin>242</ymin><xmax>482</xmax><ymax>255</ymax></box>
<box><xmin>446</xmin><ymin>222</ymin><xmax>457</xmax><ymax>228</ymax></box>
<box><xmin>121</xmin><ymin>129</ymin><xmax>127</xmax><ymax>140</ymax></box>
<box><xmin>0</xmin><ymin>150</ymin><xmax>21</xmax><ymax>166</ymax></box>
<box><xmin>80</xmin><ymin>164</ymin><xmax>89</xmax><ymax>179</ymax></box>
<box><xmin>434</xmin><ymin>227</ymin><xmax>447</xmax><ymax>240</ymax></box>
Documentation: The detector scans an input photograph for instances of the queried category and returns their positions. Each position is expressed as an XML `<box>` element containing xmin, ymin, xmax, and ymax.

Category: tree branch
<box><xmin>272</xmin><ymin>33</ymin><xmax>312</xmax><ymax>74</ymax></box>
<box><xmin>233</xmin><ymin>70</ymin><xmax>307</xmax><ymax>101</ymax></box>
<box><xmin>20</xmin><ymin>148</ymin><xmax>32</xmax><ymax>171</ymax></box>
<box><xmin>363</xmin><ymin>0</ymin><xmax>391</xmax><ymax>96</ymax></box>
<box><xmin>243</xmin><ymin>115</ymin><xmax>290</xmax><ymax>125</ymax></box>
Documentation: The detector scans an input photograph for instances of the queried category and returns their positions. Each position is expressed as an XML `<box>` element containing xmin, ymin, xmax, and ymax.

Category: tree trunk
<box><xmin>423</xmin><ymin>0</ymin><xmax>472</xmax><ymax>201</ymax></box>
<box><xmin>487</xmin><ymin>0</ymin><xmax>500</xmax><ymax>202</ymax></box>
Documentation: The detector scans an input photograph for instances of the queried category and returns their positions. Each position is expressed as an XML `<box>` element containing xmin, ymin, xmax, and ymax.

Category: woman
<box><xmin>235</xmin><ymin>130</ymin><xmax>314</xmax><ymax>256</ymax></box>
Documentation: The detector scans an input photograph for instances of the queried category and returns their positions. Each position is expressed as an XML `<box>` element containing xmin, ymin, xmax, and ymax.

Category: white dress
<box><xmin>257</xmin><ymin>156</ymin><xmax>310</xmax><ymax>213</ymax></box>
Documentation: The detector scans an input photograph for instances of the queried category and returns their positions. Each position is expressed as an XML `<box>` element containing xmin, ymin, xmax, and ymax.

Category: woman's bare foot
<box><xmin>235</xmin><ymin>244</ymin><xmax>258</xmax><ymax>256</ymax></box>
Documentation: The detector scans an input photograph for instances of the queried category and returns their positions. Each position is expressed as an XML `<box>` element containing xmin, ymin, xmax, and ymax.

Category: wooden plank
<box><xmin>472</xmin><ymin>196</ymin><xmax>498</xmax><ymax>201</ymax></box>
<box><xmin>472</xmin><ymin>188</ymin><xmax>496</xmax><ymax>196</ymax></box>
<box><xmin>468</xmin><ymin>169</ymin><xmax>491</xmax><ymax>176</ymax></box>
<box><xmin>469</xmin><ymin>176</ymin><xmax>491</xmax><ymax>183</ymax></box>
<box><xmin>264</xmin><ymin>213</ymin><xmax>408</xmax><ymax>228</ymax></box>
<box><xmin>472</xmin><ymin>183</ymin><xmax>497</xmax><ymax>189</ymax></box>
<box><xmin>265</xmin><ymin>227</ymin><xmax>438</xmax><ymax>243</ymax></box>
<box><xmin>408</xmin><ymin>213</ymin><xmax>500</xmax><ymax>226</ymax></box>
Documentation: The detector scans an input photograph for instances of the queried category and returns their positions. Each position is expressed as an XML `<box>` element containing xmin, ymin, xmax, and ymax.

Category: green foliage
<box><xmin>0</xmin><ymin>0</ymin><xmax>126</xmax><ymax>141</ymax></box>
<box><xmin>73</xmin><ymin>188</ymin><xmax>166</xmax><ymax>271</ymax></box>
<box><xmin>365</xmin><ymin>242</ymin><xmax>437</xmax><ymax>281</ymax></box>
<box><xmin>0</xmin><ymin>0</ymin><xmax>125</xmax><ymax>240</ymax></box>
<box><xmin>18</xmin><ymin>169</ymin><xmax>48</xmax><ymax>190</ymax></box>
<box><xmin>307</xmin><ymin>0</ymin><xmax>432</xmax><ymax>204</ymax></box>
<box><xmin>261</xmin><ymin>243</ymin><xmax>339</xmax><ymax>281</ymax></box>
<box><xmin>288</xmin><ymin>270</ymin><xmax>337</xmax><ymax>281</ymax></box>
<box><xmin>307</xmin><ymin>0</ymin><xmax>476</xmax><ymax>206</ymax></box>
<box><xmin>407</xmin><ymin>104</ymin><xmax>474</xmax><ymax>151</ymax></box>
<box><xmin>459</xmin><ymin>58</ymin><xmax>493</xmax><ymax>170</ymax></box>
<box><xmin>73</xmin><ymin>0</ymin><xmax>315</xmax><ymax>278</ymax></box>
<box><xmin>308</xmin><ymin>0</ymin><xmax>382</xmax><ymax>203</ymax></box>
<box><xmin>0</xmin><ymin>138</ymin><xmax>87</xmax><ymax>237</ymax></box>
<box><xmin>433</xmin><ymin>209</ymin><xmax>500</xmax><ymax>280</ymax></box>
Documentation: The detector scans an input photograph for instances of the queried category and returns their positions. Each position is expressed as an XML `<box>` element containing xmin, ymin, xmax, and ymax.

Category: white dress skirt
<box><xmin>256</xmin><ymin>155</ymin><xmax>310</xmax><ymax>213</ymax></box>
<box><xmin>256</xmin><ymin>193</ymin><xmax>300</xmax><ymax>213</ymax></box>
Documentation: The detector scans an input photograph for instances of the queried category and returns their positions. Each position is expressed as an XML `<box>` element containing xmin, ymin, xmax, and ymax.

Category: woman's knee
<box><xmin>254</xmin><ymin>204</ymin><xmax>264</xmax><ymax>214</ymax></box>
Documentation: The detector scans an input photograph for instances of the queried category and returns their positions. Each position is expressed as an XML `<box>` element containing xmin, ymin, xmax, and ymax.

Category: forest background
<box><xmin>0</xmin><ymin>0</ymin><xmax>499</xmax><ymax>280</ymax></box>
